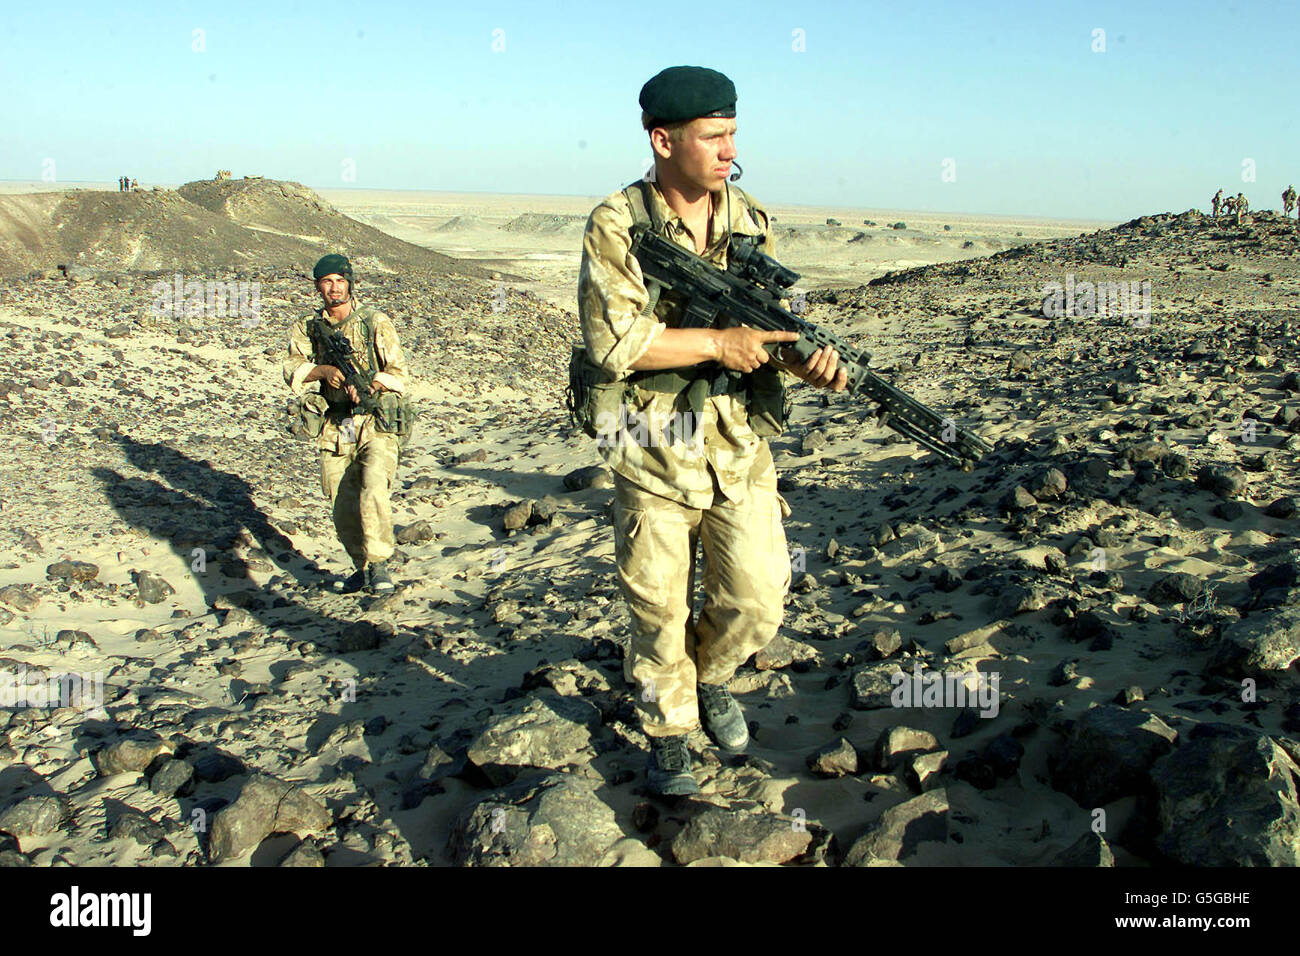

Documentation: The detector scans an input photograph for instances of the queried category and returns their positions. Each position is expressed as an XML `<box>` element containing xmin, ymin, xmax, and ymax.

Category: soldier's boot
<box><xmin>367</xmin><ymin>562</ymin><xmax>395</xmax><ymax>594</ymax></box>
<box><xmin>333</xmin><ymin>568</ymin><xmax>366</xmax><ymax>593</ymax></box>
<box><xmin>646</xmin><ymin>734</ymin><xmax>699</xmax><ymax>796</ymax></box>
<box><xmin>697</xmin><ymin>682</ymin><xmax>749</xmax><ymax>753</ymax></box>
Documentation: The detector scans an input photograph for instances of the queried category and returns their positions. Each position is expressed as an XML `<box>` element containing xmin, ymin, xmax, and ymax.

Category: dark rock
<box><xmin>985</xmin><ymin>734</ymin><xmax>1024</xmax><ymax>777</ymax></box>
<box><xmin>502</xmin><ymin>501</ymin><xmax>534</xmax><ymax>532</ymax></box>
<box><xmin>191</xmin><ymin>751</ymin><xmax>246</xmax><ymax>782</ymax></box>
<box><xmin>337</xmin><ymin>619</ymin><xmax>393</xmax><ymax>652</ymax></box>
<box><xmin>109</xmin><ymin>812</ymin><xmax>164</xmax><ymax>846</ymax></box>
<box><xmin>449</xmin><ymin>772</ymin><xmax>624</xmax><ymax>866</ymax></box>
<box><xmin>671</xmin><ymin>806</ymin><xmax>828</xmax><ymax>865</ymax></box>
<box><xmin>1049</xmin><ymin>705</ymin><xmax>1177</xmax><ymax>806</ymax></box>
<box><xmin>865</xmin><ymin>628</ymin><xmax>902</xmax><ymax>659</ymax></box>
<box><xmin>843</xmin><ymin>789</ymin><xmax>949</xmax><ymax>865</ymax></box>
<box><xmin>1148</xmin><ymin>572</ymin><xmax>1204</xmax><ymax>606</ymax></box>
<box><xmin>1030</xmin><ymin>468</ymin><xmax>1068</xmax><ymax>500</ymax></box>
<box><xmin>46</xmin><ymin>560</ymin><xmax>99</xmax><ymax>583</ymax></box>
<box><xmin>0</xmin><ymin>586</ymin><xmax>39</xmax><ymax>611</ymax></box>
<box><xmin>278</xmin><ymin>840</ymin><xmax>325</xmax><ymax>866</ymax></box>
<box><xmin>1151</xmin><ymin>724</ymin><xmax>1300</xmax><ymax>866</ymax></box>
<box><xmin>0</xmin><ymin>795</ymin><xmax>67</xmax><ymax>838</ymax></box>
<box><xmin>1196</xmin><ymin>465</ymin><xmax>1247</xmax><ymax>498</ymax></box>
<box><xmin>1114</xmin><ymin>686</ymin><xmax>1145</xmax><ymax>706</ymax></box>
<box><xmin>131</xmin><ymin>570</ymin><xmax>176</xmax><ymax>604</ymax></box>
<box><xmin>850</xmin><ymin>662</ymin><xmax>905</xmax><ymax>709</ymax></box>
<box><xmin>1050</xmin><ymin>831</ymin><xmax>1115</xmax><ymax>867</ymax></box>
<box><xmin>148</xmin><ymin>758</ymin><xmax>195</xmax><ymax>797</ymax></box>
<box><xmin>1208</xmin><ymin>607</ymin><xmax>1300</xmax><ymax>679</ymax></box>
<box><xmin>950</xmin><ymin>708</ymin><xmax>981</xmax><ymax>738</ymax></box>
<box><xmin>1000</xmin><ymin>486</ymin><xmax>1038</xmax><ymax>513</ymax></box>
<box><xmin>801</xmin><ymin>430</ymin><xmax>828</xmax><ymax>455</ymax></box>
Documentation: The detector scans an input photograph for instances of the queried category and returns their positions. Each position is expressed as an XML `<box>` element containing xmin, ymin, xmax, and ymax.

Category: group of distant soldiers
<box><xmin>1210</xmin><ymin>186</ymin><xmax>1300</xmax><ymax>223</ymax></box>
<box><xmin>117</xmin><ymin>175</ymin><xmax>139</xmax><ymax>192</ymax></box>
<box><xmin>214</xmin><ymin>169</ymin><xmax>233</xmax><ymax>181</ymax></box>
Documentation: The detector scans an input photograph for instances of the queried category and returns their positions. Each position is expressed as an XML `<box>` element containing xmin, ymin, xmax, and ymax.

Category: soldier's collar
<box><xmin>319</xmin><ymin>299</ymin><xmax>361</xmax><ymax>324</ymax></box>
<box><xmin>645</xmin><ymin>180</ymin><xmax>761</xmax><ymax>242</ymax></box>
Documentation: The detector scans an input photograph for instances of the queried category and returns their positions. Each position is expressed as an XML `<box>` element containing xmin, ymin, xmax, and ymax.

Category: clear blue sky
<box><xmin>3</xmin><ymin>0</ymin><xmax>1295</xmax><ymax>219</ymax></box>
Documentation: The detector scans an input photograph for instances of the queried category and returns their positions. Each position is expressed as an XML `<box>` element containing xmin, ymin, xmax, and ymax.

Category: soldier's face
<box><xmin>662</xmin><ymin>118</ymin><xmax>737</xmax><ymax>192</ymax></box>
<box><xmin>317</xmin><ymin>274</ymin><xmax>350</xmax><ymax>305</ymax></box>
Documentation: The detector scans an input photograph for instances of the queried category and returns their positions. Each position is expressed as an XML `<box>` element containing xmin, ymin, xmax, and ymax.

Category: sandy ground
<box><xmin>1</xmin><ymin>179</ymin><xmax>1296</xmax><ymax>869</ymax></box>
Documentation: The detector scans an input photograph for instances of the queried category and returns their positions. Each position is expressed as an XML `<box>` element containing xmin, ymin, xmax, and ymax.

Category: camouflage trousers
<box><xmin>319</xmin><ymin>431</ymin><xmax>400</xmax><ymax>570</ymax></box>
<box><xmin>612</xmin><ymin>469</ymin><xmax>793</xmax><ymax>738</ymax></box>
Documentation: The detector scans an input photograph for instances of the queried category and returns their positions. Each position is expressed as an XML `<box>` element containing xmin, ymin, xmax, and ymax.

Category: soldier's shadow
<box><xmin>93</xmin><ymin>435</ymin><xmax>646</xmax><ymax>866</ymax></box>
<box><xmin>89</xmin><ymin>435</ymin><xmax>492</xmax><ymax>864</ymax></box>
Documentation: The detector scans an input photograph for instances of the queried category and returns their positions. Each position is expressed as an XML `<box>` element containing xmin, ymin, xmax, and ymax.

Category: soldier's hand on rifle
<box><xmin>777</xmin><ymin>344</ymin><xmax>850</xmax><ymax>391</ymax></box>
<box><xmin>311</xmin><ymin>365</ymin><xmax>346</xmax><ymax>388</ymax></box>
<box><xmin>716</xmin><ymin>326</ymin><xmax>798</xmax><ymax>373</ymax></box>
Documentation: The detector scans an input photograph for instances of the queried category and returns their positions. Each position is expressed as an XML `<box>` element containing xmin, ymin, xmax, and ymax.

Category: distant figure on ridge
<box><xmin>1211</xmin><ymin>188</ymin><xmax>1223</xmax><ymax>217</ymax></box>
<box><xmin>1283</xmin><ymin>185</ymin><xmax>1296</xmax><ymax>218</ymax></box>
<box><xmin>1235</xmin><ymin>192</ymin><xmax>1249</xmax><ymax>225</ymax></box>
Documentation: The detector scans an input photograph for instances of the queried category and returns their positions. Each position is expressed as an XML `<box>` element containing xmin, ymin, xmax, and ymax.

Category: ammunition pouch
<box><xmin>367</xmin><ymin>391</ymin><xmax>416</xmax><ymax>453</ymax></box>
<box><xmin>744</xmin><ymin>362</ymin><xmax>790</xmax><ymax>439</ymax></box>
<box><xmin>628</xmin><ymin>360</ymin><xmax>789</xmax><ymax>440</ymax></box>
<box><xmin>566</xmin><ymin>345</ymin><xmax>627</xmax><ymax>439</ymax></box>
<box><xmin>288</xmin><ymin>392</ymin><xmax>330</xmax><ymax>440</ymax></box>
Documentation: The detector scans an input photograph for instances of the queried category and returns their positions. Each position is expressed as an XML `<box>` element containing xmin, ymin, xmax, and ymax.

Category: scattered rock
<box><xmin>1151</xmin><ymin>724</ymin><xmax>1300</xmax><ymax>866</ymax></box>
<box><xmin>466</xmin><ymin>693</ymin><xmax>601</xmax><ymax>785</ymax></box>
<box><xmin>1049</xmin><ymin>705</ymin><xmax>1177</xmax><ymax>806</ymax></box>
<box><xmin>671</xmin><ymin>806</ymin><xmax>828</xmax><ymax>865</ymax></box>
<box><xmin>449</xmin><ymin>772</ymin><xmax>624</xmax><ymax>866</ymax></box>
<box><xmin>131</xmin><ymin>570</ymin><xmax>176</xmax><ymax>604</ymax></box>
<box><xmin>843</xmin><ymin>789</ymin><xmax>949</xmax><ymax>865</ymax></box>
<box><xmin>96</xmin><ymin>736</ymin><xmax>172</xmax><ymax>776</ymax></box>
<box><xmin>807</xmin><ymin>738</ymin><xmax>858</xmax><ymax>777</ymax></box>
<box><xmin>208</xmin><ymin>774</ymin><xmax>332</xmax><ymax>863</ymax></box>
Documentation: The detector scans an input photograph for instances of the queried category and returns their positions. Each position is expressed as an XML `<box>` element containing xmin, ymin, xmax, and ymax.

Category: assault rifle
<box><xmin>628</xmin><ymin>226</ymin><xmax>994</xmax><ymax>465</ymax></box>
<box><xmin>313</xmin><ymin>324</ymin><xmax>390</xmax><ymax>425</ymax></box>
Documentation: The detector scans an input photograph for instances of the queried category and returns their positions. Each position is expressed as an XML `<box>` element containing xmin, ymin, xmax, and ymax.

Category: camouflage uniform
<box><xmin>283</xmin><ymin>302</ymin><xmax>408</xmax><ymax>570</ymax></box>
<box><xmin>1283</xmin><ymin>186</ymin><xmax>1296</xmax><ymax>217</ymax></box>
<box><xmin>1236</xmin><ymin>192</ymin><xmax>1249</xmax><ymax>225</ymax></box>
<box><xmin>579</xmin><ymin>179</ymin><xmax>794</xmax><ymax>737</ymax></box>
<box><xmin>1211</xmin><ymin>189</ymin><xmax>1222</xmax><ymax>217</ymax></box>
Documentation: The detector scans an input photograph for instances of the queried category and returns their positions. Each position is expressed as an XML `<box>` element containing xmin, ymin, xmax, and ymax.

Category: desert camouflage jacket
<box><xmin>578</xmin><ymin>178</ymin><xmax>791</xmax><ymax>508</ymax></box>
<box><xmin>283</xmin><ymin>301</ymin><xmax>409</xmax><ymax>453</ymax></box>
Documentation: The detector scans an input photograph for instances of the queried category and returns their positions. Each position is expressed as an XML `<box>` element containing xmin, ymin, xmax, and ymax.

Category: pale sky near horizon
<box><xmin>3</xmin><ymin>0</ymin><xmax>1296</xmax><ymax>220</ymax></box>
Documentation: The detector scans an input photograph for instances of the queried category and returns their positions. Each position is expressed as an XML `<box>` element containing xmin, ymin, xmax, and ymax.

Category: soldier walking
<box><xmin>578</xmin><ymin>66</ymin><xmax>848</xmax><ymax>795</ymax></box>
<box><xmin>1283</xmin><ymin>185</ymin><xmax>1296</xmax><ymax>218</ymax></box>
<box><xmin>283</xmin><ymin>254</ymin><xmax>408</xmax><ymax>594</ymax></box>
<box><xmin>1211</xmin><ymin>188</ymin><xmax>1223</xmax><ymax>217</ymax></box>
<box><xmin>1235</xmin><ymin>191</ymin><xmax>1249</xmax><ymax>225</ymax></box>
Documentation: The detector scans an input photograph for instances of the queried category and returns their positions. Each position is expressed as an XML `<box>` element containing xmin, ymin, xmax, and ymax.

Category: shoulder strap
<box><xmin>623</xmin><ymin>178</ymin><xmax>666</xmax><ymax>234</ymax></box>
<box><xmin>355</xmin><ymin>305</ymin><xmax>380</xmax><ymax>373</ymax></box>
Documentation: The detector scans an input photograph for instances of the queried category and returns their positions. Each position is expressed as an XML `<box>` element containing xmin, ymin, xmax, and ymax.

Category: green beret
<box><xmin>313</xmin><ymin>253</ymin><xmax>352</xmax><ymax>282</ymax></box>
<box><xmin>639</xmin><ymin>66</ymin><xmax>736</xmax><ymax>125</ymax></box>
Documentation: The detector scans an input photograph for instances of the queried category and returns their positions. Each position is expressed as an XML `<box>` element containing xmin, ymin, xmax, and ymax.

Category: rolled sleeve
<box><xmin>371</xmin><ymin>311</ymin><xmax>409</xmax><ymax>395</ymax></box>
<box><xmin>578</xmin><ymin>200</ymin><xmax>665</xmax><ymax>381</ymax></box>
<box><xmin>284</xmin><ymin>316</ymin><xmax>317</xmax><ymax>396</ymax></box>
